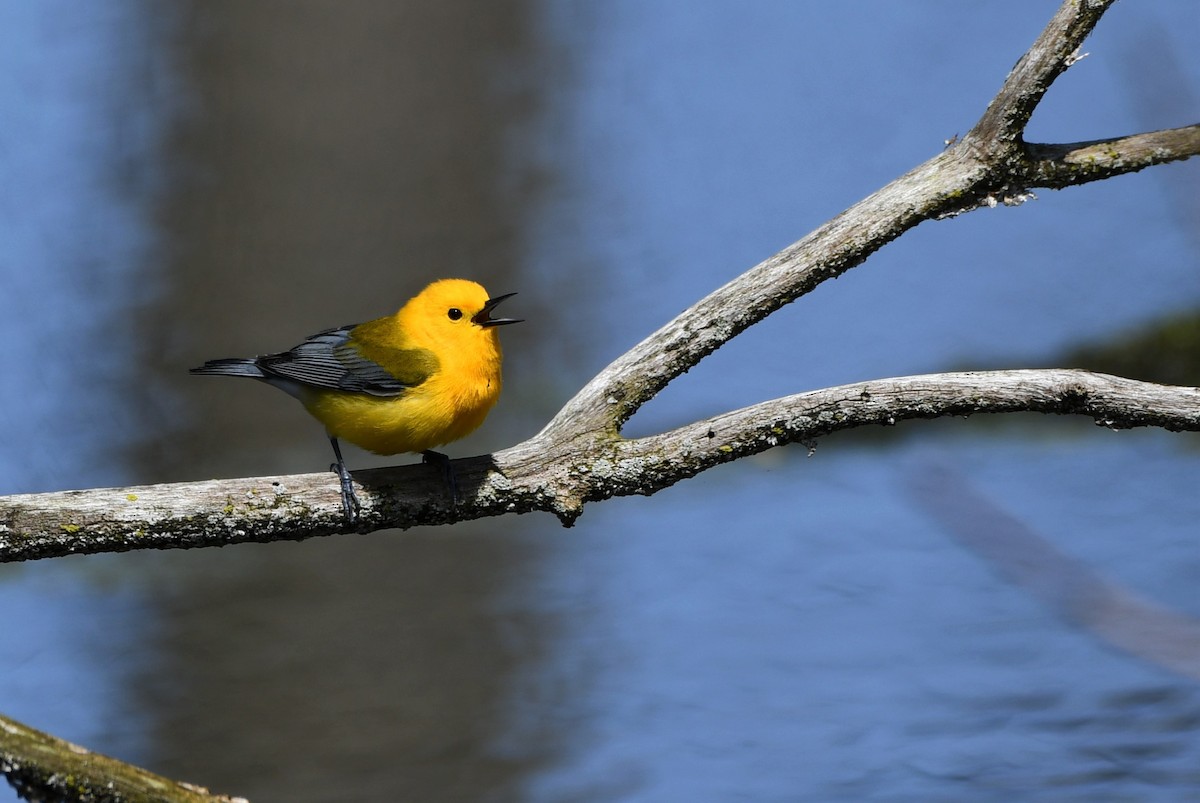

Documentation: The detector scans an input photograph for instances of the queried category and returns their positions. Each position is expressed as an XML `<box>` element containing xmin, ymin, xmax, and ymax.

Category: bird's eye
<box><xmin>447</xmin><ymin>308</ymin><xmax>463</xmax><ymax>321</ymax></box>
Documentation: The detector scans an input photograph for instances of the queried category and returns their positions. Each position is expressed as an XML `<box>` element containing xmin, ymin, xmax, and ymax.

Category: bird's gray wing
<box><xmin>257</xmin><ymin>325</ymin><xmax>437</xmax><ymax>397</ymax></box>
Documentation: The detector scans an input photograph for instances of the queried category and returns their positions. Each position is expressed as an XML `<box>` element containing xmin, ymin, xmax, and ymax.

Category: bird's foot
<box><xmin>422</xmin><ymin>450</ymin><xmax>458</xmax><ymax>504</ymax></box>
<box><xmin>330</xmin><ymin>460</ymin><xmax>361</xmax><ymax>526</ymax></box>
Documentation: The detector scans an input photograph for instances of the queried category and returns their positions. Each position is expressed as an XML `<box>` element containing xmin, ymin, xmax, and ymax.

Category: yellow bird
<box><xmin>190</xmin><ymin>278</ymin><xmax>522</xmax><ymax>521</ymax></box>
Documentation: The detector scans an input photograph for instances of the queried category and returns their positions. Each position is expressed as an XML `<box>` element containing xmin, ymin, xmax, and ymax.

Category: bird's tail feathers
<box><xmin>189</xmin><ymin>358</ymin><xmax>265</xmax><ymax>378</ymax></box>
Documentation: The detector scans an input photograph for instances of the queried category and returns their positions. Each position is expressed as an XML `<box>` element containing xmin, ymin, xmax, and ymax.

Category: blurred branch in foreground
<box><xmin>0</xmin><ymin>714</ymin><xmax>244</xmax><ymax>803</ymax></box>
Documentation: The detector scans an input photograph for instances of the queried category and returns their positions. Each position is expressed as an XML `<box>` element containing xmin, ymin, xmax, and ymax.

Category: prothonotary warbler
<box><xmin>190</xmin><ymin>278</ymin><xmax>522</xmax><ymax>522</ymax></box>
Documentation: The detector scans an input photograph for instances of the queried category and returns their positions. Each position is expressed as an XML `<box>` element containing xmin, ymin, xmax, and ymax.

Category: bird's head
<box><xmin>399</xmin><ymin>278</ymin><xmax>522</xmax><ymax>350</ymax></box>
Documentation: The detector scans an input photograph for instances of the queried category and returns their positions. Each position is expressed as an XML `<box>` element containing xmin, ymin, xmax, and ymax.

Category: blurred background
<box><xmin>1</xmin><ymin>2</ymin><xmax>1199</xmax><ymax>800</ymax></box>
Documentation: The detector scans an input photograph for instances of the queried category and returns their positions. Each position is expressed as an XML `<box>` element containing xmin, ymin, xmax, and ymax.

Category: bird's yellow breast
<box><xmin>300</xmin><ymin>337</ymin><xmax>503</xmax><ymax>456</ymax></box>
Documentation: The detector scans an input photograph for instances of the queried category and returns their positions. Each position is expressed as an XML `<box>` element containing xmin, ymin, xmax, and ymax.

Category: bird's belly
<box><xmin>300</xmin><ymin>376</ymin><xmax>500</xmax><ymax>456</ymax></box>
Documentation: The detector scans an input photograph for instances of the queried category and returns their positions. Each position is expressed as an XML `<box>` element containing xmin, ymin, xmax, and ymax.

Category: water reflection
<box><xmin>0</xmin><ymin>2</ymin><xmax>179</xmax><ymax>791</ymax></box>
<box><xmin>141</xmin><ymin>2</ymin><xmax>558</xmax><ymax>801</ymax></box>
<box><xmin>0</xmin><ymin>1</ymin><xmax>179</xmax><ymax>493</ymax></box>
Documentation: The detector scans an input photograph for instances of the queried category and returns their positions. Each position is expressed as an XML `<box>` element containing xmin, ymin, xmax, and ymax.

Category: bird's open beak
<box><xmin>473</xmin><ymin>292</ymin><xmax>523</xmax><ymax>327</ymax></box>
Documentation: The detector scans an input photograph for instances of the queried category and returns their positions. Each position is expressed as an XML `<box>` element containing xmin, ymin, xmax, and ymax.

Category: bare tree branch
<box><xmin>1026</xmin><ymin>125</ymin><xmax>1200</xmax><ymax>187</ymax></box>
<box><xmin>535</xmin><ymin>10</ymin><xmax>1199</xmax><ymax>446</ymax></box>
<box><xmin>968</xmin><ymin>0</ymin><xmax>1115</xmax><ymax>147</ymax></box>
<box><xmin>3</xmin><ymin>369</ymin><xmax>1198</xmax><ymax>563</ymax></box>
<box><xmin>2</xmin><ymin>0</ymin><xmax>1198</xmax><ymax>565</ymax></box>
<box><xmin>0</xmin><ymin>713</ymin><xmax>245</xmax><ymax>803</ymax></box>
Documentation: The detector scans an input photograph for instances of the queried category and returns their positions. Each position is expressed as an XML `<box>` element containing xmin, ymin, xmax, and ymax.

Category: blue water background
<box><xmin>0</xmin><ymin>2</ymin><xmax>1198</xmax><ymax>800</ymax></box>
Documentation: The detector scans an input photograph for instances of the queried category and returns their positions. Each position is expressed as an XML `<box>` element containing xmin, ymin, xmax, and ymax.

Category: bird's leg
<box><xmin>328</xmin><ymin>436</ymin><xmax>361</xmax><ymax>525</ymax></box>
<box><xmin>422</xmin><ymin>450</ymin><xmax>458</xmax><ymax>504</ymax></box>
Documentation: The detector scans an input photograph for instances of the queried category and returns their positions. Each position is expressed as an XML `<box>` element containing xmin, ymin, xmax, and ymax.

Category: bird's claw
<box><xmin>422</xmin><ymin>450</ymin><xmax>459</xmax><ymax>505</ymax></box>
<box><xmin>328</xmin><ymin>436</ymin><xmax>361</xmax><ymax>526</ymax></box>
<box><xmin>330</xmin><ymin>460</ymin><xmax>361</xmax><ymax>526</ymax></box>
